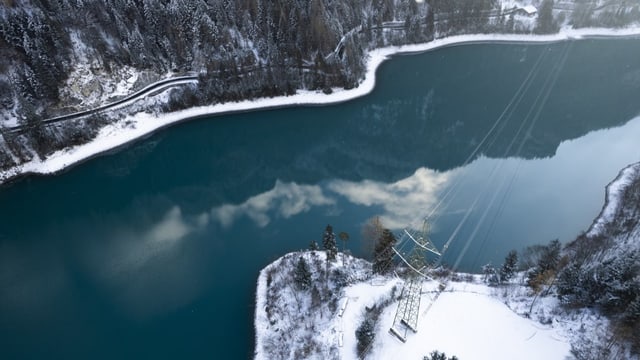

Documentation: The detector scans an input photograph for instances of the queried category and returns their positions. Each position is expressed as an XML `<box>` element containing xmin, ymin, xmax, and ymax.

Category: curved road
<box><xmin>6</xmin><ymin>74</ymin><xmax>199</xmax><ymax>134</ymax></box>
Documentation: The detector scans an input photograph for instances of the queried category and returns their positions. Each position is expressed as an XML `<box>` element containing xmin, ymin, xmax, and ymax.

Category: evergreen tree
<box><xmin>538</xmin><ymin>239</ymin><xmax>561</xmax><ymax>272</ymax></box>
<box><xmin>527</xmin><ymin>239</ymin><xmax>561</xmax><ymax>288</ymax></box>
<box><xmin>323</xmin><ymin>224</ymin><xmax>338</xmax><ymax>262</ymax></box>
<box><xmin>373</xmin><ymin>228</ymin><xmax>396</xmax><ymax>274</ymax></box>
<box><xmin>309</xmin><ymin>240</ymin><xmax>319</xmax><ymax>251</ymax></box>
<box><xmin>355</xmin><ymin>317</ymin><xmax>375</xmax><ymax>357</ymax></box>
<box><xmin>339</xmin><ymin>231</ymin><xmax>350</xmax><ymax>264</ymax></box>
<box><xmin>623</xmin><ymin>296</ymin><xmax>640</xmax><ymax>325</ymax></box>
<box><xmin>310</xmin><ymin>285</ymin><xmax>322</xmax><ymax>310</ymax></box>
<box><xmin>534</xmin><ymin>0</ymin><xmax>558</xmax><ymax>34</ymax></box>
<box><xmin>499</xmin><ymin>250</ymin><xmax>518</xmax><ymax>283</ymax></box>
<box><xmin>293</xmin><ymin>256</ymin><xmax>312</xmax><ymax>291</ymax></box>
<box><xmin>424</xmin><ymin>350</ymin><xmax>459</xmax><ymax>360</ymax></box>
<box><xmin>482</xmin><ymin>263</ymin><xmax>499</xmax><ymax>285</ymax></box>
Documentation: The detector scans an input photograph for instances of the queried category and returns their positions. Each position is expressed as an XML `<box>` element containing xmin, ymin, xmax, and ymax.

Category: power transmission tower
<box><xmin>389</xmin><ymin>219</ymin><xmax>441</xmax><ymax>342</ymax></box>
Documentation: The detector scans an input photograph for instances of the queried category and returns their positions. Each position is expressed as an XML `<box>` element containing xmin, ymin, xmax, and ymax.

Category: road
<box><xmin>5</xmin><ymin>74</ymin><xmax>199</xmax><ymax>134</ymax></box>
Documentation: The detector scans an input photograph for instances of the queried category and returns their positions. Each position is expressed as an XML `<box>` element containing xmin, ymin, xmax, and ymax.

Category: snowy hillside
<box><xmin>557</xmin><ymin>162</ymin><xmax>640</xmax><ymax>358</ymax></box>
<box><xmin>586</xmin><ymin>162</ymin><xmax>640</xmax><ymax>244</ymax></box>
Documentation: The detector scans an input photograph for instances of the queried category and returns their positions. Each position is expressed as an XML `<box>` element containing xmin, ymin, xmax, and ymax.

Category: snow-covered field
<box><xmin>254</xmin><ymin>251</ymin><xmax>586</xmax><ymax>359</ymax></box>
<box><xmin>2</xmin><ymin>27</ymin><xmax>640</xmax><ymax>185</ymax></box>
<box><xmin>362</xmin><ymin>283</ymin><xmax>571</xmax><ymax>360</ymax></box>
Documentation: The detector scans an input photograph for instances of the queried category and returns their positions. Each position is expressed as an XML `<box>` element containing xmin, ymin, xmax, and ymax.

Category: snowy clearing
<box><xmin>2</xmin><ymin>27</ymin><xmax>640</xmax><ymax>185</ymax></box>
<box><xmin>361</xmin><ymin>283</ymin><xmax>571</xmax><ymax>360</ymax></box>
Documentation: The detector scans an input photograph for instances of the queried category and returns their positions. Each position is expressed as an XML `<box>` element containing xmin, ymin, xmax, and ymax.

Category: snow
<box><xmin>587</xmin><ymin>162</ymin><xmax>640</xmax><ymax>236</ymax></box>
<box><xmin>342</xmin><ymin>279</ymin><xmax>571</xmax><ymax>360</ymax></box>
<box><xmin>110</xmin><ymin>72</ymin><xmax>140</xmax><ymax>98</ymax></box>
<box><xmin>3</xmin><ymin>27</ymin><xmax>640</xmax><ymax>185</ymax></box>
<box><xmin>522</xmin><ymin>5</ymin><xmax>538</xmax><ymax>15</ymax></box>
<box><xmin>370</xmin><ymin>292</ymin><xmax>568</xmax><ymax>359</ymax></box>
<box><xmin>254</xmin><ymin>252</ymin><xmax>577</xmax><ymax>360</ymax></box>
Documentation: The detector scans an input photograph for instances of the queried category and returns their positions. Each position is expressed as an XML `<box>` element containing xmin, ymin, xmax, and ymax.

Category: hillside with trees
<box><xmin>0</xmin><ymin>0</ymin><xmax>639</xmax><ymax>174</ymax></box>
<box><xmin>555</xmin><ymin>163</ymin><xmax>640</xmax><ymax>358</ymax></box>
<box><xmin>497</xmin><ymin>163</ymin><xmax>640</xmax><ymax>358</ymax></box>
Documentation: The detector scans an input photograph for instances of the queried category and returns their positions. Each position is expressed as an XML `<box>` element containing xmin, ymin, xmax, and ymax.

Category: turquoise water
<box><xmin>1</xmin><ymin>38</ymin><xmax>640</xmax><ymax>358</ymax></box>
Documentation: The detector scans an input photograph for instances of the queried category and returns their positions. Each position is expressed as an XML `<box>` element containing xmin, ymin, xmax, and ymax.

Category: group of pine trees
<box><xmin>481</xmin><ymin>249</ymin><xmax>518</xmax><ymax>285</ymax></box>
<box><xmin>423</xmin><ymin>350</ymin><xmax>459</xmax><ymax>360</ymax></box>
<box><xmin>310</xmin><ymin>221</ymin><xmax>397</xmax><ymax>274</ymax></box>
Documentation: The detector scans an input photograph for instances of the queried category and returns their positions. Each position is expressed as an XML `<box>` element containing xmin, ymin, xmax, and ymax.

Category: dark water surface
<box><xmin>2</xmin><ymin>38</ymin><xmax>640</xmax><ymax>358</ymax></box>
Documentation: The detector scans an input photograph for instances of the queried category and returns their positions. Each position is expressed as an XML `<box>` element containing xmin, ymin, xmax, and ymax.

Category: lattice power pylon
<box><xmin>389</xmin><ymin>219</ymin><xmax>441</xmax><ymax>342</ymax></box>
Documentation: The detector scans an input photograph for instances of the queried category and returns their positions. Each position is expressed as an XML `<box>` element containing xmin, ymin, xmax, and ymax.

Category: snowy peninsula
<box><xmin>254</xmin><ymin>162</ymin><xmax>640</xmax><ymax>359</ymax></box>
<box><xmin>253</xmin><ymin>251</ymin><xmax>572</xmax><ymax>359</ymax></box>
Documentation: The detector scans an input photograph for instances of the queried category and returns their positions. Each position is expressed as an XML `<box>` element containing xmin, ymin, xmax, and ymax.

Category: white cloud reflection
<box><xmin>84</xmin><ymin>205</ymin><xmax>211</xmax><ymax>319</ymax></box>
<box><xmin>328</xmin><ymin>167</ymin><xmax>451</xmax><ymax>229</ymax></box>
<box><xmin>210</xmin><ymin>168</ymin><xmax>452</xmax><ymax>230</ymax></box>
<box><xmin>211</xmin><ymin>180</ymin><xmax>335</xmax><ymax>228</ymax></box>
<box><xmin>143</xmin><ymin>206</ymin><xmax>194</xmax><ymax>244</ymax></box>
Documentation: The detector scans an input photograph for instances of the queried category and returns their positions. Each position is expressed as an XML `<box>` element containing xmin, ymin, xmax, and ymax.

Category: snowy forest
<box><xmin>0</xmin><ymin>0</ymin><xmax>639</xmax><ymax>169</ymax></box>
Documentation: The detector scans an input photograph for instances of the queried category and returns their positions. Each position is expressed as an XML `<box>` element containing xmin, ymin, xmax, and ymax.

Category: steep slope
<box><xmin>557</xmin><ymin>162</ymin><xmax>640</xmax><ymax>357</ymax></box>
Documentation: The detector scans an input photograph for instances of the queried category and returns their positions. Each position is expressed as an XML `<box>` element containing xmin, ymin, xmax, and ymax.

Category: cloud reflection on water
<box><xmin>209</xmin><ymin>167</ymin><xmax>452</xmax><ymax>230</ymax></box>
<box><xmin>328</xmin><ymin>167</ymin><xmax>452</xmax><ymax>229</ymax></box>
<box><xmin>211</xmin><ymin>180</ymin><xmax>336</xmax><ymax>228</ymax></box>
<box><xmin>83</xmin><ymin>205</ymin><xmax>210</xmax><ymax>320</ymax></box>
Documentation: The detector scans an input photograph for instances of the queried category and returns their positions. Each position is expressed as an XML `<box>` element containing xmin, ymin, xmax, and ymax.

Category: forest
<box><xmin>0</xmin><ymin>0</ymin><xmax>638</xmax><ymax>169</ymax></box>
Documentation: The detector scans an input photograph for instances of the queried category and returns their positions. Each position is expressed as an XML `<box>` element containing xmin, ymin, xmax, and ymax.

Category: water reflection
<box><xmin>328</xmin><ymin>167</ymin><xmax>452</xmax><ymax>229</ymax></box>
<box><xmin>205</xmin><ymin>114</ymin><xmax>640</xmax><ymax>271</ymax></box>
<box><xmin>209</xmin><ymin>167</ymin><xmax>452</xmax><ymax>231</ymax></box>
<box><xmin>81</xmin><ymin>206</ymin><xmax>211</xmax><ymax>319</ymax></box>
<box><xmin>211</xmin><ymin>181</ymin><xmax>334</xmax><ymax>228</ymax></box>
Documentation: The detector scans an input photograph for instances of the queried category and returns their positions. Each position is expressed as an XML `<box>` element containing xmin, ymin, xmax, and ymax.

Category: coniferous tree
<box><xmin>534</xmin><ymin>0</ymin><xmax>558</xmax><ymax>34</ymax></box>
<box><xmin>623</xmin><ymin>296</ymin><xmax>640</xmax><ymax>325</ymax></box>
<box><xmin>373</xmin><ymin>228</ymin><xmax>396</xmax><ymax>274</ymax></box>
<box><xmin>339</xmin><ymin>231</ymin><xmax>350</xmax><ymax>265</ymax></box>
<box><xmin>527</xmin><ymin>239</ymin><xmax>561</xmax><ymax>289</ymax></box>
<box><xmin>323</xmin><ymin>224</ymin><xmax>338</xmax><ymax>262</ymax></box>
<box><xmin>539</xmin><ymin>239</ymin><xmax>562</xmax><ymax>272</ymax></box>
<box><xmin>309</xmin><ymin>240</ymin><xmax>319</xmax><ymax>251</ymax></box>
<box><xmin>355</xmin><ymin>317</ymin><xmax>375</xmax><ymax>356</ymax></box>
<box><xmin>424</xmin><ymin>350</ymin><xmax>459</xmax><ymax>360</ymax></box>
<box><xmin>310</xmin><ymin>285</ymin><xmax>322</xmax><ymax>309</ymax></box>
<box><xmin>482</xmin><ymin>263</ymin><xmax>499</xmax><ymax>285</ymax></box>
<box><xmin>293</xmin><ymin>256</ymin><xmax>312</xmax><ymax>291</ymax></box>
<box><xmin>500</xmin><ymin>250</ymin><xmax>518</xmax><ymax>283</ymax></box>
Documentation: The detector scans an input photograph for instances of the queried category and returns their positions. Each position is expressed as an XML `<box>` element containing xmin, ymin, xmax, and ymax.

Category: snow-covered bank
<box><xmin>587</xmin><ymin>162</ymin><xmax>640</xmax><ymax>236</ymax></box>
<box><xmin>2</xmin><ymin>27</ymin><xmax>640</xmax><ymax>185</ymax></box>
<box><xmin>254</xmin><ymin>251</ymin><xmax>576</xmax><ymax>359</ymax></box>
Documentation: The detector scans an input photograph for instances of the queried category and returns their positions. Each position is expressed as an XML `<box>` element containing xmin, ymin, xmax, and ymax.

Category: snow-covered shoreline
<box><xmin>2</xmin><ymin>27</ymin><xmax>640</xmax><ymax>186</ymax></box>
<box><xmin>587</xmin><ymin>161</ymin><xmax>640</xmax><ymax>236</ymax></box>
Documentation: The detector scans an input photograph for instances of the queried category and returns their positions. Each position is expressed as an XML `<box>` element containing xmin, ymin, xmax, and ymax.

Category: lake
<box><xmin>1</xmin><ymin>38</ymin><xmax>640</xmax><ymax>358</ymax></box>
